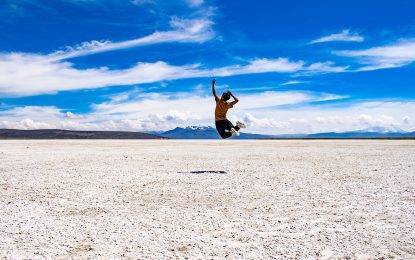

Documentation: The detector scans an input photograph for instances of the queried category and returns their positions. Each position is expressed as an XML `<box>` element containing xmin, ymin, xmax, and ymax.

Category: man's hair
<box><xmin>221</xmin><ymin>91</ymin><xmax>231</xmax><ymax>101</ymax></box>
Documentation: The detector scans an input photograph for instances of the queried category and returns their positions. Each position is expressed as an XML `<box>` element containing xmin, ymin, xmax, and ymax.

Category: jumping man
<box><xmin>212</xmin><ymin>79</ymin><xmax>246</xmax><ymax>139</ymax></box>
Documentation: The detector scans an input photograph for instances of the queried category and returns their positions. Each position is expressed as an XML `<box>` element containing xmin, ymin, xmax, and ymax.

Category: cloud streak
<box><xmin>280</xmin><ymin>80</ymin><xmax>305</xmax><ymax>86</ymax></box>
<box><xmin>49</xmin><ymin>17</ymin><xmax>214</xmax><ymax>60</ymax></box>
<box><xmin>186</xmin><ymin>0</ymin><xmax>204</xmax><ymax>7</ymax></box>
<box><xmin>311</xmin><ymin>29</ymin><xmax>364</xmax><ymax>44</ymax></box>
<box><xmin>336</xmin><ymin>39</ymin><xmax>415</xmax><ymax>71</ymax></box>
<box><xmin>0</xmin><ymin>52</ymin><xmax>346</xmax><ymax>97</ymax></box>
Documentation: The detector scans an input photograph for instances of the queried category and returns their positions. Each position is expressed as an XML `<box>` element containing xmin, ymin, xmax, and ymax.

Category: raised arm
<box><xmin>211</xmin><ymin>79</ymin><xmax>219</xmax><ymax>100</ymax></box>
<box><xmin>228</xmin><ymin>91</ymin><xmax>239</xmax><ymax>107</ymax></box>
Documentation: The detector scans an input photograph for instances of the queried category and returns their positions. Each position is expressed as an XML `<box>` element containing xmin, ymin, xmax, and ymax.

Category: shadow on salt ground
<box><xmin>177</xmin><ymin>170</ymin><xmax>227</xmax><ymax>174</ymax></box>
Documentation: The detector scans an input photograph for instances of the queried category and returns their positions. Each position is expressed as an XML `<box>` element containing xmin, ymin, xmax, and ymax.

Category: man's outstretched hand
<box><xmin>212</xmin><ymin>79</ymin><xmax>218</xmax><ymax>99</ymax></box>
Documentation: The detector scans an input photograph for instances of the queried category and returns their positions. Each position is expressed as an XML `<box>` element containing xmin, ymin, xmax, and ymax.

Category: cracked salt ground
<box><xmin>0</xmin><ymin>140</ymin><xmax>414</xmax><ymax>258</ymax></box>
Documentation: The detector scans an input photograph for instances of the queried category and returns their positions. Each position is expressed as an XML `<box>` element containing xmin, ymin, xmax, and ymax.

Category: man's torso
<box><xmin>215</xmin><ymin>99</ymin><xmax>229</xmax><ymax>121</ymax></box>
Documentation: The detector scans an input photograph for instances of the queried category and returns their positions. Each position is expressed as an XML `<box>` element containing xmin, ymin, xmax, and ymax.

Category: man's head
<box><xmin>221</xmin><ymin>91</ymin><xmax>231</xmax><ymax>101</ymax></box>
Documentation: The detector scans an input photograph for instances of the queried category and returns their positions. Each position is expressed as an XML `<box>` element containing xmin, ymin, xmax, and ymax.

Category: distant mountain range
<box><xmin>156</xmin><ymin>126</ymin><xmax>415</xmax><ymax>139</ymax></box>
<box><xmin>0</xmin><ymin>129</ymin><xmax>163</xmax><ymax>139</ymax></box>
<box><xmin>0</xmin><ymin>127</ymin><xmax>414</xmax><ymax>139</ymax></box>
<box><xmin>156</xmin><ymin>126</ymin><xmax>269</xmax><ymax>139</ymax></box>
<box><xmin>302</xmin><ymin>131</ymin><xmax>415</xmax><ymax>139</ymax></box>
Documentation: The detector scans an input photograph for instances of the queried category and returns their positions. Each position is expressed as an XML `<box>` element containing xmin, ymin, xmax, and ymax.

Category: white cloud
<box><xmin>243</xmin><ymin>101</ymin><xmax>415</xmax><ymax>134</ymax></box>
<box><xmin>0</xmin><ymin>53</ymin><xmax>198</xmax><ymax>96</ymax></box>
<box><xmin>49</xmin><ymin>17</ymin><xmax>214</xmax><ymax>60</ymax></box>
<box><xmin>0</xmin><ymin>106</ymin><xmax>63</xmax><ymax>130</ymax></box>
<box><xmin>0</xmin><ymin>94</ymin><xmax>415</xmax><ymax>134</ymax></box>
<box><xmin>210</xmin><ymin>58</ymin><xmax>304</xmax><ymax>76</ymax></box>
<box><xmin>242</xmin><ymin>113</ymin><xmax>289</xmax><ymax>128</ymax></box>
<box><xmin>295</xmin><ymin>61</ymin><xmax>348</xmax><ymax>76</ymax></box>
<box><xmin>186</xmin><ymin>0</ymin><xmax>204</xmax><ymax>7</ymax></box>
<box><xmin>304</xmin><ymin>61</ymin><xmax>348</xmax><ymax>73</ymax></box>
<box><xmin>131</xmin><ymin>0</ymin><xmax>155</xmax><ymax>5</ymax></box>
<box><xmin>310</xmin><ymin>29</ymin><xmax>364</xmax><ymax>44</ymax></box>
<box><xmin>0</xmin><ymin>52</ymin><xmax>345</xmax><ymax>97</ymax></box>
<box><xmin>403</xmin><ymin>116</ymin><xmax>411</xmax><ymax>124</ymax></box>
<box><xmin>336</xmin><ymin>39</ymin><xmax>415</xmax><ymax>71</ymax></box>
<box><xmin>0</xmin><ymin>9</ymin><xmax>349</xmax><ymax>98</ymax></box>
<box><xmin>2</xmin><ymin>98</ymin><xmax>414</xmax><ymax>134</ymax></box>
<box><xmin>0</xmin><ymin>118</ymin><xmax>55</xmax><ymax>130</ymax></box>
<box><xmin>65</xmin><ymin>111</ymin><xmax>85</xmax><ymax>119</ymax></box>
<box><xmin>131</xmin><ymin>0</ymin><xmax>204</xmax><ymax>7</ymax></box>
<box><xmin>1</xmin><ymin>90</ymin><xmax>383</xmax><ymax>134</ymax></box>
<box><xmin>280</xmin><ymin>80</ymin><xmax>305</xmax><ymax>86</ymax></box>
<box><xmin>0</xmin><ymin>105</ymin><xmax>188</xmax><ymax>131</ymax></box>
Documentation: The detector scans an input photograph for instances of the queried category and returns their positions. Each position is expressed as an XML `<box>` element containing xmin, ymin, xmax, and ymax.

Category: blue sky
<box><xmin>0</xmin><ymin>0</ymin><xmax>414</xmax><ymax>134</ymax></box>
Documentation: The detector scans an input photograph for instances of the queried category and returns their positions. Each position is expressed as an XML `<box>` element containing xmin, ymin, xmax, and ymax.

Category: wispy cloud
<box><xmin>0</xmin><ymin>53</ymin><xmax>197</xmax><ymax>96</ymax></box>
<box><xmin>210</xmin><ymin>58</ymin><xmax>304</xmax><ymax>76</ymax></box>
<box><xmin>131</xmin><ymin>0</ymin><xmax>204</xmax><ymax>7</ymax></box>
<box><xmin>49</xmin><ymin>17</ymin><xmax>214</xmax><ymax>60</ymax></box>
<box><xmin>336</xmin><ymin>39</ymin><xmax>415</xmax><ymax>71</ymax></box>
<box><xmin>0</xmin><ymin>52</ymin><xmax>346</xmax><ymax>97</ymax></box>
<box><xmin>186</xmin><ymin>0</ymin><xmax>204</xmax><ymax>7</ymax></box>
<box><xmin>280</xmin><ymin>80</ymin><xmax>305</xmax><ymax>86</ymax></box>
<box><xmin>310</xmin><ymin>29</ymin><xmax>364</xmax><ymax>44</ymax></box>
<box><xmin>303</xmin><ymin>61</ymin><xmax>348</xmax><ymax>74</ymax></box>
<box><xmin>131</xmin><ymin>0</ymin><xmax>155</xmax><ymax>5</ymax></box>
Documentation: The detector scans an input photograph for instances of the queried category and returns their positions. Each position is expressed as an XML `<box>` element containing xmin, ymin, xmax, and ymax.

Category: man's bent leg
<box><xmin>216</xmin><ymin>120</ymin><xmax>233</xmax><ymax>139</ymax></box>
<box><xmin>222</xmin><ymin>131</ymin><xmax>233</xmax><ymax>139</ymax></box>
<box><xmin>225</xmin><ymin>120</ymin><xmax>240</xmax><ymax>131</ymax></box>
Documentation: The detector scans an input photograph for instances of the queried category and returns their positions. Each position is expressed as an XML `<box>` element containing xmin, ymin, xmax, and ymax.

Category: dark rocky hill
<box><xmin>0</xmin><ymin>129</ymin><xmax>165</xmax><ymax>139</ymax></box>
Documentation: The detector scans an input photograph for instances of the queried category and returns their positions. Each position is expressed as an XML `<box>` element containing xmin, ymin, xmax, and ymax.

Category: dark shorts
<box><xmin>215</xmin><ymin>119</ymin><xmax>239</xmax><ymax>139</ymax></box>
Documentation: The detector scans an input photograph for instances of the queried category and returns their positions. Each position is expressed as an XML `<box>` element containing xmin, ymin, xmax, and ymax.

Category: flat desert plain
<box><xmin>0</xmin><ymin>140</ymin><xmax>414</xmax><ymax>259</ymax></box>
